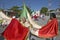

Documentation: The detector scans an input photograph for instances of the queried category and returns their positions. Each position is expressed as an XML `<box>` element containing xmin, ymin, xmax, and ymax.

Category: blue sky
<box><xmin>0</xmin><ymin>0</ymin><xmax>60</xmax><ymax>11</ymax></box>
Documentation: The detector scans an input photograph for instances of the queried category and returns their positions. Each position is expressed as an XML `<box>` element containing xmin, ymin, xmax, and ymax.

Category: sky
<box><xmin>0</xmin><ymin>0</ymin><xmax>60</xmax><ymax>11</ymax></box>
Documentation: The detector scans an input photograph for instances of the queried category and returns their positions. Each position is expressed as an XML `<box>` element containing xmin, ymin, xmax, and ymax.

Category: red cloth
<box><xmin>2</xmin><ymin>18</ymin><xmax>29</xmax><ymax>40</ymax></box>
<box><xmin>38</xmin><ymin>18</ymin><xmax>58</xmax><ymax>38</ymax></box>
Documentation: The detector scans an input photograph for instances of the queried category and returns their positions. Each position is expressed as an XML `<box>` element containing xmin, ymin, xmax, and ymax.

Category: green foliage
<box><xmin>9</xmin><ymin>6</ymin><xmax>20</xmax><ymax>12</ymax></box>
<box><xmin>8</xmin><ymin>6</ymin><xmax>21</xmax><ymax>17</ymax></box>
<box><xmin>40</xmin><ymin>7</ymin><xmax>48</xmax><ymax>15</ymax></box>
<box><xmin>49</xmin><ymin>10</ymin><xmax>55</xmax><ymax>12</ymax></box>
<box><xmin>0</xmin><ymin>8</ymin><xmax>3</xmax><ymax>11</ymax></box>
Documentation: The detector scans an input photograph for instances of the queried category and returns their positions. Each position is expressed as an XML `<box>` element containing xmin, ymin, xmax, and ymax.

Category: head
<box><xmin>50</xmin><ymin>13</ymin><xmax>56</xmax><ymax>20</ymax></box>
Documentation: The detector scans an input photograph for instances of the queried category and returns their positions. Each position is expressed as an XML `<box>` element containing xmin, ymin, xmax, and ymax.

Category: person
<box><xmin>39</xmin><ymin>13</ymin><xmax>58</xmax><ymax>39</ymax></box>
<box><xmin>47</xmin><ymin>13</ymin><xmax>58</xmax><ymax>40</ymax></box>
<box><xmin>33</xmin><ymin>15</ymin><xmax>38</xmax><ymax>21</ymax></box>
<box><xmin>31</xmin><ymin>13</ymin><xmax>58</xmax><ymax>40</ymax></box>
<box><xmin>40</xmin><ymin>14</ymin><xmax>45</xmax><ymax>20</ymax></box>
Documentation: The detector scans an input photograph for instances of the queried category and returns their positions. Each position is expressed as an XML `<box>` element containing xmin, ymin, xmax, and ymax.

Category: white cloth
<box><xmin>30</xmin><ymin>28</ymin><xmax>39</xmax><ymax>36</ymax></box>
<box><xmin>20</xmin><ymin>21</ymin><xmax>30</xmax><ymax>28</ymax></box>
<box><xmin>24</xmin><ymin>22</ymin><xmax>30</xmax><ymax>27</ymax></box>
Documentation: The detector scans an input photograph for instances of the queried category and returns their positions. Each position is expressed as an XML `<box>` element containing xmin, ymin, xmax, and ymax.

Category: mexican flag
<box><xmin>20</xmin><ymin>4</ymin><xmax>28</xmax><ymax>20</ymax></box>
<box><xmin>19</xmin><ymin>3</ymin><xmax>41</xmax><ymax>29</ymax></box>
<box><xmin>2</xmin><ymin>18</ymin><xmax>29</xmax><ymax>40</ymax></box>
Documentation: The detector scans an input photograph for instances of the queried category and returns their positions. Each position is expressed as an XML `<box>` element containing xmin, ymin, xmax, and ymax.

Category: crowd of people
<box><xmin>32</xmin><ymin>13</ymin><xmax>45</xmax><ymax>21</ymax></box>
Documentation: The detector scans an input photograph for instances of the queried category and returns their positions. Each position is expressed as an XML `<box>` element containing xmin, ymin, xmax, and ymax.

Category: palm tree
<box><xmin>40</xmin><ymin>7</ymin><xmax>48</xmax><ymax>15</ymax></box>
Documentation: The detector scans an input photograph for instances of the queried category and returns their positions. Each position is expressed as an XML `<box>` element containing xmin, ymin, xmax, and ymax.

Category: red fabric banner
<box><xmin>38</xmin><ymin>18</ymin><xmax>58</xmax><ymax>38</ymax></box>
<box><xmin>2</xmin><ymin>18</ymin><xmax>29</xmax><ymax>40</ymax></box>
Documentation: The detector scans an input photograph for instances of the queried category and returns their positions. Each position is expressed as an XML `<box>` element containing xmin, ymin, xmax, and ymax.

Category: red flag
<box><xmin>38</xmin><ymin>18</ymin><xmax>58</xmax><ymax>38</ymax></box>
<box><xmin>2</xmin><ymin>18</ymin><xmax>29</xmax><ymax>40</ymax></box>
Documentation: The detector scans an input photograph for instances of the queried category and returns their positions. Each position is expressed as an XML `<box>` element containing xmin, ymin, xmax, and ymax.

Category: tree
<box><xmin>40</xmin><ymin>7</ymin><xmax>48</xmax><ymax>15</ymax></box>
<box><xmin>8</xmin><ymin>6</ymin><xmax>22</xmax><ymax>17</ymax></box>
<box><xmin>9</xmin><ymin>6</ymin><xmax>20</xmax><ymax>12</ymax></box>
<box><xmin>0</xmin><ymin>8</ymin><xmax>3</xmax><ymax>11</ymax></box>
<box><xmin>50</xmin><ymin>10</ymin><xmax>55</xmax><ymax>12</ymax></box>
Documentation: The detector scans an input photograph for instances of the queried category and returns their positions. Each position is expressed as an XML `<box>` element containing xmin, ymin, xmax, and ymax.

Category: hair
<box><xmin>50</xmin><ymin>13</ymin><xmax>56</xmax><ymax>19</ymax></box>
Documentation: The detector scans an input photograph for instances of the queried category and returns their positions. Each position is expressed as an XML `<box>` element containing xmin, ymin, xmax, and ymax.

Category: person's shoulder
<box><xmin>53</xmin><ymin>18</ymin><xmax>58</xmax><ymax>21</ymax></box>
<box><xmin>54</xmin><ymin>18</ymin><xmax>58</xmax><ymax>22</ymax></box>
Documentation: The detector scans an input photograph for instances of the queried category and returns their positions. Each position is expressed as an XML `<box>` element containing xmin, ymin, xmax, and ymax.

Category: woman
<box><xmin>38</xmin><ymin>13</ymin><xmax>58</xmax><ymax>39</ymax></box>
<box><xmin>31</xmin><ymin>13</ymin><xmax>58</xmax><ymax>39</ymax></box>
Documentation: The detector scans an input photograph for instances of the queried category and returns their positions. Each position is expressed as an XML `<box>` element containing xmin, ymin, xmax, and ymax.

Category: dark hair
<box><xmin>50</xmin><ymin>13</ymin><xmax>56</xmax><ymax>19</ymax></box>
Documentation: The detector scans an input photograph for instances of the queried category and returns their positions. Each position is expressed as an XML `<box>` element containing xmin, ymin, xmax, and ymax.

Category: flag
<box><xmin>38</xmin><ymin>18</ymin><xmax>58</xmax><ymax>38</ymax></box>
<box><xmin>2</xmin><ymin>18</ymin><xmax>29</xmax><ymax>40</ymax></box>
<box><xmin>20</xmin><ymin>4</ymin><xmax>28</xmax><ymax>20</ymax></box>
